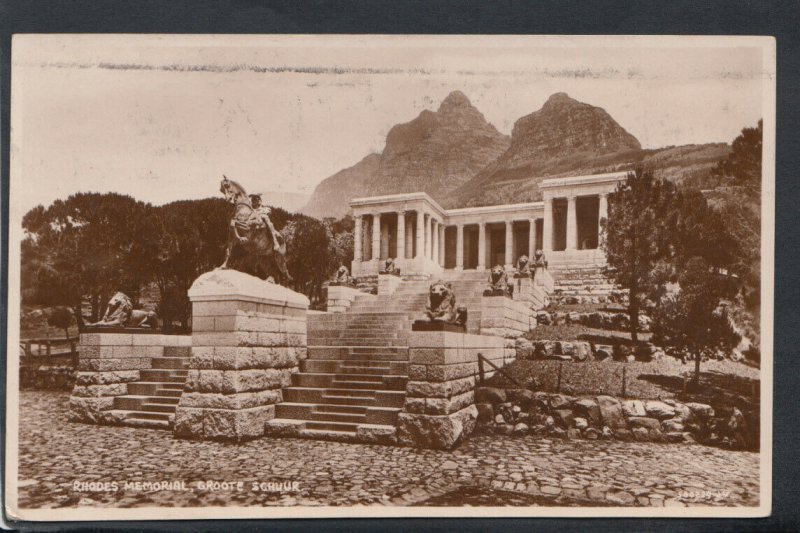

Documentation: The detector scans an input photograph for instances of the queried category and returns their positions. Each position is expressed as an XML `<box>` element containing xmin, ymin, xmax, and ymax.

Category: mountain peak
<box><xmin>543</xmin><ymin>92</ymin><xmax>577</xmax><ymax>107</ymax></box>
<box><xmin>438</xmin><ymin>90</ymin><xmax>472</xmax><ymax>112</ymax></box>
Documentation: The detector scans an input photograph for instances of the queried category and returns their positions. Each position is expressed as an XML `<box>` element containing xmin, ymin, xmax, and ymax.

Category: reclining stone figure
<box><xmin>87</xmin><ymin>292</ymin><xmax>158</xmax><ymax>328</ymax></box>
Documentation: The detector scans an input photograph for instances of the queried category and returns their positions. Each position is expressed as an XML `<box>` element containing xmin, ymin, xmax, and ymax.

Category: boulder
<box><xmin>553</xmin><ymin>312</ymin><xmax>567</xmax><ymax>325</ymax></box>
<box><xmin>572</xmin><ymin>398</ymin><xmax>601</xmax><ymax>425</ymax></box>
<box><xmin>596</xmin><ymin>395</ymin><xmax>627</xmax><ymax>429</ymax></box>
<box><xmin>584</xmin><ymin>427</ymin><xmax>601</xmax><ymax>440</ymax></box>
<box><xmin>663</xmin><ymin>432</ymin><xmax>684</xmax><ymax>443</ymax></box>
<box><xmin>530</xmin><ymin>424</ymin><xmax>546</xmax><ymax>435</ymax></box>
<box><xmin>495</xmin><ymin>423</ymin><xmax>514</xmax><ymax>435</ymax></box>
<box><xmin>536</xmin><ymin>311</ymin><xmax>551</xmax><ymax>325</ymax></box>
<box><xmin>588</xmin><ymin>312</ymin><xmax>603</xmax><ymax>328</ymax></box>
<box><xmin>549</xmin><ymin>394</ymin><xmax>574</xmax><ymax>410</ymax></box>
<box><xmin>567</xmin><ymin>311</ymin><xmax>581</xmax><ymax>324</ymax></box>
<box><xmin>544</xmin><ymin>415</ymin><xmax>555</xmax><ymax>428</ymax></box>
<box><xmin>574</xmin><ymin>417</ymin><xmax>588</xmax><ymax>430</ymax></box>
<box><xmin>513</xmin><ymin>422</ymin><xmax>529</xmax><ymax>436</ymax></box>
<box><xmin>627</xmin><ymin>417</ymin><xmax>661</xmax><ymax>431</ymax></box>
<box><xmin>566</xmin><ymin>428</ymin><xmax>582</xmax><ymax>440</ymax></box>
<box><xmin>553</xmin><ymin>409</ymin><xmax>575</xmax><ymax>429</ymax></box>
<box><xmin>549</xmin><ymin>426</ymin><xmax>567</xmax><ymax>439</ymax></box>
<box><xmin>615</xmin><ymin>428</ymin><xmax>633</xmax><ymax>441</ymax></box>
<box><xmin>475</xmin><ymin>387</ymin><xmax>506</xmax><ymax>404</ymax></box>
<box><xmin>661</xmin><ymin>419</ymin><xmax>685</xmax><ymax>432</ymax></box>
<box><xmin>602</xmin><ymin>426</ymin><xmax>614</xmax><ymax>439</ymax></box>
<box><xmin>515</xmin><ymin>337</ymin><xmax>533</xmax><ymax>360</ymax></box>
<box><xmin>396</xmin><ymin>405</ymin><xmax>478</xmax><ymax>450</ymax></box>
<box><xmin>613</xmin><ymin>344</ymin><xmax>632</xmax><ymax>361</ymax></box>
<box><xmin>573</xmin><ymin>341</ymin><xmax>591</xmax><ymax>362</ymax></box>
<box><xmin>632</xmin><ymin>427</ymin><xmax>650</xmax><ymax>441</ymax></box>
<box><xmin>476</xmin><ymin>403</ymin><xmax>494</xmax><ymax>424</ymax></box>
<box><xmin>494</xmin><ymin>414</ymin><xmax>505</xmax><ymax>425</ymax></box>
<box><xmin>532</xmin><ymin>392</ymin><xmax>550</xmax><ymax>410</ymax></box>
<box><xmin>534</xmin><ymin>340</ymin><xmax>556</xmax><ymax>358</ymax></box>
<box><xmin>511</xmin><ymin>405</ymin><xmax>522</xmax><ymax>416</ymax></box>
<box><xmin>645</xmin><ymin>400</ymin><xmax>676</xmax><ymax>420</ymax></box>
<box><xmin>638</xmin><ymin>314</ymin><xmax>652</xmax><ymax>332</ymax></box>
<box><xmin>671</xmin><ymin>403</ymin><xmax>692</xmax><ymax>422</ymax></box>
<box><xmin>498</xmin><ymin>402</ymin><xmax>514</xmax><ymax>422</ymax></box>
<box><xmin>594</xmin><ymin>345</ymin><xmax>613</xmax><ymax>361</ymax></box>
<box><xmin>556</xmin><ymin>341</ymin><xmax>575</xmax><ymax>356</ymax></box>
<box><xmin>622</xmin><ymin>399</ymin><xmax>647</xmax><ymax>417</ymax></box>
<box><xmin>507</xmin><ymin>388</ymin><xmax>536</xmax><ymax>409</ymax></box>
<box><xmin>686</xmin><ymin>402</ymin><xmax>715</xmax><ymax>419</ymax></box>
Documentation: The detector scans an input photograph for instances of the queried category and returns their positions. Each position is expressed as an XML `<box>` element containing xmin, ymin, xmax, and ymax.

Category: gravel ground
<box><xmin>15</xmin><ymin>392</ymin><xmax>760</xmax><ymax>509</ymax></box>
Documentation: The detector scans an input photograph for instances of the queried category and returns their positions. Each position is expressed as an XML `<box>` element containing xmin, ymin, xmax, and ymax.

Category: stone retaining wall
<box><xmin>69</xmin><ymin>331</ymin><xmax>191</xmax><ymax>423</ymax></box>
<box><xmin>397</xmin><ymin>330</ymin><xmax>505</xmax><ymax>450</ymax></box>
<box><xmin>173</xmin><ymin>270</ymin><xmax>309</xmax><ymax>442</ymax></box>
<box><xmin>377</xmin><ymin>273</ymin><xmax>402</xmax><ymax>296</ymax></box>
<box><xmin>480</xmin><ymin>295</ymin><xmax>532</xmax><ymax>361</ymax></box>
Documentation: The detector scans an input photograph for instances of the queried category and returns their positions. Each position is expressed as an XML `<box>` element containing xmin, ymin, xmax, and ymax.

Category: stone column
<box><xmin>380</xmin><ymin>218</ymin><xmax>390</xmax><ymax>259</ymax></box>
<box><xmin>423</xmin><ymin>214</ymin><xmax>431</xmax><ymax>262</ymax></box>
<box><xmin>438</xmin><ymin>224</ymin><xmax>445</xmax><ymax>266</ymax></box>
<box><xmin>396</xmin><ymin>211</ymin><xmax>406</xmax><ymax>260</ymax></box>
<box><xmin>477</xmin><ymin>223</ymin><xmax>486</xmax><ymax>270</ymax></box>
<box><xmin>431</xmin><ymin>219</ymin><xmax>438</xmax><ymax>262</ymax></box>
<box><xmin>416</xmin><ymin>210</ymin><xmax>425</xmax><ymax>259</ymax></box>
<box><xmin>353</xmin><ymin>215</ymin><xmax>363</xmax><ymax>262</ymax></box>
<box><xmin>543</xmin><ymin>198</ymin><xmax>553</xmax><ymax>253</ymax></box>
<box><xmin>598</xmin><ymin>192</ymin><xmax>609</xmax><ymax>232</ymax></box>
<box><xmin>406</xmin><ymin>216</ymin><xmax>414</xmax><ymax>259</ymax></box>
<box><xmin>372</xmin><ymin>212</ymin><xmax>382</xmax><ymax>262</ymax></box>
<box><xmin>528</xmin><ymin>218</ymin><xmax>536</xmax><ymax>257</ymax></box>
<box><xmin>174</xmin><ymin>270</ymin><xmax>309</xmax><ymax>442</ymax></box>
<box><xmin>504</xmin><ymin>220</ymin><xmax>513</xmax><ymax>268</ymax></box>
<box><xmin>455</xmin><ymin>224</ymin><xmax>464</xmax><ymax>270</ymax></box>
<box><xmin>566</xmin><ymin>196</ymin><xmax>577</xmax><ymax>250</ymax></box>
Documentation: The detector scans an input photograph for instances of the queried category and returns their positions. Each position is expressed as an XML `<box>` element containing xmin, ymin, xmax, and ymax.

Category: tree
<box><xmin>712</xmin><ymin>119</ymin><xmax>762</xmax><ymax>193</ymax></box>
<box><xmin>21</xmin><ymin>192</ymin><xmax>159</xmax><ymax>324</ymax></box>
<box><xmin>601</xmin><ymin>170</ymin><xmax>678</xmax><ymax>344</ymax></box>
<box><xmin>282</xmin><ymin>215</ymin><xmax>333</xmax><ymax>304</ymax></box>
<box><xmin>47</xmin><ymin>307</ymin><xmax>74</xmax><ymax>339</ymax></box>
<box><xmin>651</xmin><ymin>257</ymin><xmax>739</xmax><ymax>385</ymax></box>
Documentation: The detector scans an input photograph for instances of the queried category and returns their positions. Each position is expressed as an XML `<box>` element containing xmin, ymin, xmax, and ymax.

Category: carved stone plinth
<box><xmin>173</xmin><ymin>270</ymin><xmax>309</xmax><ymax>442</ymax></box>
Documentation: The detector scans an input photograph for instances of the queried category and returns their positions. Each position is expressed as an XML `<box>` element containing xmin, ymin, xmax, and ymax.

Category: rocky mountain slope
<box><xmin>301</xmin><ymin>91</ymin><xmax>510</xmax><ymax>218</ymax></box>
<box><xmin>302</xmin><ymin>91</ymin><xmax>730</xmax><ymax>216</ymax></box>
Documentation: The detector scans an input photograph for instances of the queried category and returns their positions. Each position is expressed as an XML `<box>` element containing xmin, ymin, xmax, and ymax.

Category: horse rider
<box><xmin>248</xmin><ymin>194</ymin><xmax>282</xmax><ymax>252</ymax></box>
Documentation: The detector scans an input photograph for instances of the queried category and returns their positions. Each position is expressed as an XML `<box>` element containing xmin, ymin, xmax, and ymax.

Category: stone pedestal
<box><xmin>533</xmin><ymin>266</ymin><xmax>554</xmax><ymax>293</ymax></box>
<box><xmin>69</xmin><ymin>331</ymin><xmax>191</xmax><ymax>423</ymax></box>
<box><xmin>326</xmin><ymin>284</ymin><xmax>368</xmax><ymax>313</ymax></box>
<box><xmin>397</xmin><ymin>330</ymin><xmax>504</xmax><ymax>450</ymax></box>
<box><xmin>377</xmin><ymin>272</ymin><xmax>402</xmax><ymax>296</ymax></box>
<box><xmin>511</xmin><ymin>274</ymin><xmax>548</xmax><ymax>310</ymax></box>
<box><xmin>173</xmin><ymin>270</ymin><xmax>309</xmax><ymax>442</ymax></box>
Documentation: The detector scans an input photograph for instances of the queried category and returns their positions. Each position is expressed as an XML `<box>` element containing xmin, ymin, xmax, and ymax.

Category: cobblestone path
<box><xmin>15</xmin><ymin>392</ymin><xmax>759</xmax><ymax>509</ymax></box>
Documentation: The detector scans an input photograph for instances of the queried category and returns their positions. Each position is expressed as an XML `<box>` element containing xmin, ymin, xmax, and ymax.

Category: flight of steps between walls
<box><xmin>106</xmin><ymin>345</ymin><xmax>192</xmax><ymax>429</ymax></box>
<box><xmin>549</xmin><ymin>265</ymin><xmax>621</xmax><ymax>304</ymax></box>
<box><xmin>266</xmin><ymin>270</ymin><xmax>492</xmax><ymax>443</ymax></box>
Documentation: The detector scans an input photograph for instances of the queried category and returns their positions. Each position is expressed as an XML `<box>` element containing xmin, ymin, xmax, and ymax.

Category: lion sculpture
<box><xmin>331</xmin><ymin>264</ymin><xmax>356</xmax><ymax>286</ymax></box>
<box><xmin>423</xmin><ymin>280</ymin><xmax>467</xmax><ymax>327</ymax></box>
<box><xmin>485</xmin><ymin>265</ymin><xmax>512</xmax><ymax>296</ymax></box>
<box><xmin>380</xmin><ymin>257</ymin><xmax>401</xmax><ymax>275</ymax></box>
<box><xmin>88</xmin><ymin>292</ymin><xmax>158</xmax><ymax>328</ymax></box>
<box><xmin>516</xmin><ymin>254</ymin><xmax>530</xmax><ymax>275</ymax></box>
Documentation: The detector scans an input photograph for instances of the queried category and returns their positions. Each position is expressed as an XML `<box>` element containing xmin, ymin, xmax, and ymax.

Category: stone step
<box><xmin>141</xmin><ymin>402</ymin><xmax>180</xmax><ymax>413</ymax></box>
<box><xmin>307</xmin><ymin>338</ymin><xmax>409</xmax><ymax>347</ymax></box>
<box><xmin>139</xmin><ymin>369</ymin><xmax>188</xmax><ymax>382</ymax></box>
<box><xmin>291</xmin><ymin>373</ymin><xmax>406</xmax><ymax>390</ymax></box>
<box><xmin>150</xmin><ymin>357</ymin><xmax>189</xmax><ymax>370</ymax></box>
<box><xmin>305</xmin><ymin>420</ymin><xmax>360</xmax><ymax>433</ymax></box>
<box><xmin>105</xmin><ymin>410</ymin><xmax>172</xmax><ymax>429</ymax></box>
<box><xmin>163</xmin><ymin>346</ymin><xmax>192</xmax><ymax>358</ymax></box>
<box><xmin>275</xmin><ymin>403</ymin><xmax>398</xmax><ymax>425</ymax></box>
<box><xmin>127</xmin><ymin>382</ymin><xmax>184</xmax><ymax>395</ymax></box>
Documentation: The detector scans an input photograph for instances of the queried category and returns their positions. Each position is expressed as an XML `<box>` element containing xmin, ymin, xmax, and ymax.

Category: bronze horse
<box><xmin>218</xmin><ymin>176</ymin><xmax>292</xmax><ymax>284</ymax></box>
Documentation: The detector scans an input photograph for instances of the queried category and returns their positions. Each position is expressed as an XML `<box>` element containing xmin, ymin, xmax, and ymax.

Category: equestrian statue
<box><xmin>218</xmin><ymin>175</ymin><xmax>292</xmax><ymax>284</ymax></box>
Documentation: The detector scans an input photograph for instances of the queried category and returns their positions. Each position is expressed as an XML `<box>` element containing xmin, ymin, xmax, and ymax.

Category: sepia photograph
<box><xmin>4</xmin><ymin>34</ymin><xmax>775</xmax><ymax>521</ymax></box>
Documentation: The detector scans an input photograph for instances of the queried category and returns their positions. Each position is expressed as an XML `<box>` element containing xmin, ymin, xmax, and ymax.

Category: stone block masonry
<box><xmin>480</xmin><ymin>295</ymin><xmax>532</xmax><ymax>360</ymax></box>
<box><xmin>326</xmin><ymin>284</ymin><xmax>372</xmax><ymax>313</ymax></box>
<box><xmin>69</xmin><ymin>332</ymin><xmax>191</xmax><ymax>423</ymax></box>
<box><xmin>397</xmin><ymin>330</ymin><xmax>504</xmax><ymax>449</ymax></box>
<box><xmin>173</xmin><ymin>269</ymin><xmax>309</xmax><ymax>442</ymax></box>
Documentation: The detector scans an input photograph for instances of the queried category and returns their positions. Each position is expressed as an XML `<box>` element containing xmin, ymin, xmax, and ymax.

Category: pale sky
<box><xmin>11</xmin><ymin>35</ymin><xmax>770</xmax><ymax>216</ymax></box>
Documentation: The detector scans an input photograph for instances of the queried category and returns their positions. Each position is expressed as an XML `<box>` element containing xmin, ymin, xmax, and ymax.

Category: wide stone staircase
<box><xmin>106</xmin><ymin>346</ymin><xmax>191</xmax><ymax>429</ymax></box>
<box><xmin>264</xmin><ymin>270</ymin><xmax>491</xmax><ymax>442</ymax></box>
<box><xmin>549</xmin><ymin>266</ymin><xmax>620</xmax><ymax>304</ymax></box>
